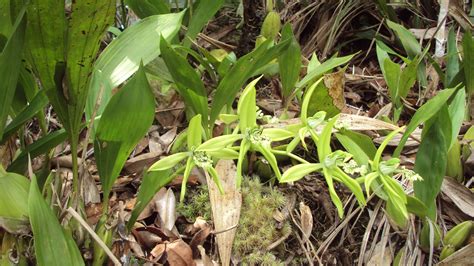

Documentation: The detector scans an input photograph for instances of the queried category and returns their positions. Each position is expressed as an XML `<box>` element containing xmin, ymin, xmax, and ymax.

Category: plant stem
<box><xmin>70</xmin><ymin>135</ymin><xmax>80</xmax><ymax>208</ymax></box>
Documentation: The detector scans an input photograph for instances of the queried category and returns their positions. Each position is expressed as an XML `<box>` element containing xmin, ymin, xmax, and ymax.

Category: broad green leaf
<box><xmin>1</xmin><ymin>90</ymin><xmax>48</xmax><ymax>144</ymax></box>
<box><xmin>29</xmin><ymin>175</ymin><xmax>84</xmax><ymax>266</ymax></box>
<box><xmin>237</xmin><ymin>77</ymin><xmax>259</xmax><ymax>132</ymax></box>
<box><xmin>386</xmin><ymin>20</ymin><xmax>427</xmax><ymax>86</ymax></box>
<box><xmin>149</xmin><ymin>152</ymin><xmax>188</xmax><ymax>171</ymax></box>
<box><xmin>86</xmin><ymin>11</ymin><xmax>184</xmax><ymax>123</ymax></box>
<box><xmin>386</xmin><ymin>20</ymin><xmax>421</xmax><ymax>58</ymax></box>
<box><xmin>65</xmin><ymin>0</ymin><xmax>116</xmax><ymax>136</ymax></box>
<box><xmin>25</xmin><ymin>0</ymin><xmax>68</xmax><ymax>128</ymax></box>
<box><xmin>296</xmin><ymin>54</ymin><xmax>354</xmax><ymax>89</ymax></box>
<box><xmin>0</xmin><ymin>6</ymin><xmax>26</xmax><ymax>137</ymax></box>
<box><xmin>386</xmin><ymin>199</ymin><xmax>408</xmax><ymax>228</ymax></box>
<box><xmin>160</xmin><ymin>38</ymin><xmax>209</xmax><ymax>128</ymax></box>
<box><xmin>206</xmin><ymin>166</ymin><xmax>224</xmax><ymax>194</ymax></box>
<box><xmin>278</xmin><ymin>23</ymin><xmax>301</xmax><ymax>98</ymax></box>
<box><xmin>462</xmin><ymin>31</ymin><xmax>474</xmax><ymax>94</ymax></box>
<box><xmin>187</xmin><ymin>114</ymin><xmax>203</xmax><ymax>149</ymax></box>
<box><xmin>446</xmin><ymin>28</ymin><xmax>460</xmax><ymax>87</ymax></box>
<box><xmin>393</xmin><ymin>88</ymin><xmax>457</xmax><ymax>157</ymax></box>
<box><xmin>8</xmin><ymin>129</ymin><xmax>68</xmax><ymax>174</ymax></box>
<box><xmin>414</xmin><ymin>112</ymin><xmax>448</xmax><ymax>220</ymax></box>
<box><xmin>262</xmin><ymin>128</ymin><xmax>294</xmax><ymax>142</ymax></box>
<box><xmin>0</xmin><ymin>172</ymin><xmax>29</xmax><ymax>234</ymax></box>
<box><xmin>210</xmin><ymin>39</ymin><xmax>290</xmax><ymax>125</ymax></box>
<box><xmin>406</xmin><ymin>195</ymin><xmax>427</xmax><ymax>218</ymax></box>
<box><xmin>207</xmin><ymin>148</ymin><xmax>239</xmax><ymax>159</ymax></box>
<box><xmin>336</xmin><ymin>130</ymin><xmax>376</xmax><ymax>166</ymax></box>
<box><xmin>280</xmin><ymin>163</ymin><xmax>322</xmax><ymax>183</ymax></box>
<box><xmin>94</xmin><ymin>66</ymin><xmax>156</xmax><ymax>200</ymax></box>
<box><xmin>197</xmin><ymin>134</ymin><xmax>243</xmax><ymax>151</ymax></box>
<box><xmin>183</xmin><ymin>0</ymin><xmax>224</xmax><ymax>47</ymax></box>
<box><xmin>127</xmin><ymin>169</ymin><xmax>172</xmax><ymax>229</ymax></box>
<box><xmin>447</xmin><ymin>89</ymin><xmax>466</xmax><ymax>149</ymax></box>
<box><xmin>125</xmin><ymin>0</ymin><xmax>170</xmax><ymax>18</ymax></box>
<box><xmin>219</xmin><ymin>114</ymin><xmax>239</xmax><ymax>124</ymax></box>
<box><xmin>307</xmin><ymin>70</ymin><xmax>346</xmax><ymax>118</ymax></box>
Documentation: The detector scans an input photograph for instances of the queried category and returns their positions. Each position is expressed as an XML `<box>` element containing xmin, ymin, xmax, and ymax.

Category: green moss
<box><xmin>233</xmin><ymin>177</ymin><xmax>291</xmax><ymax>264</ymax></box>
<box><xmin>177</xmin><ymin>185</ymin><xmax>212</xmax><ymax>221</ymax></box>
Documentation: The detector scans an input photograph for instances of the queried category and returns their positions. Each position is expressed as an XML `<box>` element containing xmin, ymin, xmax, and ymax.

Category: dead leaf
<box><xmin>155</xmin><ymin>188</ymin><xmax>177</xmax><ymax>231</ymax></box>
<box><xmin>190</xmin><ymin>225</ymin><xmax>212</xmax><ymax>258</ymax></box>
<box><xmin>324</xmin><ymin>69</ymin><xmax>346</xmax><ymax>111</ymax></box>
<box><xmin>124</xmin><ymin>152</ymin><xmax>162</xmax><ymax>174</ymax></box>
<box><xmin>441</xmin><ymin>177</ymin><xmax>474</xmax><ymax>217</ymax></box>
<box><xmin>366</xmin><ymin>241</ymin><xmax>392</xmax><ymax>265</ymax></box>
<box><xmin>299</xmin><ymin>202</ymin><xmax>313</xmax><ymax>243</ymax></box>
<box><xmin>151</xmin><ymin>240</ymin><xmax>195</xmax><ymax>266</ymax></box>
<box><xmin>206</xmin><ymin>160</ymin><xmax>241</xmax><ymax>266</ymax></box>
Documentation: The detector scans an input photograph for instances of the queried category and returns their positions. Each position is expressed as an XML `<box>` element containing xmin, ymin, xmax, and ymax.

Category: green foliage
<box><xmin>278</xmin><ymin>23</ymin><xmax>301</xmax><ymax>99</ymax></box>
<box><xmin>28</xmin><ymin>175</ymin><xmax>84</xmax><ymax>266</ymax></box>
<box><xmin>0</xmin><ymin>171</ymin><xmax>29</xmax><ymax>234</ymax></box>
<box><xmin>94</xmin><ymin>65</ymin><xmax>156</xmax><ymax>202</ymax></box>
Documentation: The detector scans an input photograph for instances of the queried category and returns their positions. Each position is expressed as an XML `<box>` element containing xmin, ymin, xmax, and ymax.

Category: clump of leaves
<box><xmin>177</xmin><ymin>185</ymin><xmax>212</xmax><ymax>221</ymax></box>
<box><xmin>233</xmin><ymin>177</ymin><xmax>290</xmax><ymax>264</ymax></box>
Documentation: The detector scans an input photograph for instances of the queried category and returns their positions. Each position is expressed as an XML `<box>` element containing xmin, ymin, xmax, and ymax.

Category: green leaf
<box><xmin>187</xmin><ymin>114</ymin><xmax>203</xmax><ymax>149</ymax></box>
<box><xmin>236</xmin><ymin>139</ymin><xmax>250</xmax><ymax>187</ymax></box>
<box><xmin>160</xmin><ymin>38</ymin><xmax>209</xmax><ymax>128</ymax></box>
<box><xmin>256</xmin><ymin>145</ymin><xmax>281</xmax><ymax>180</ymax></box>
<box><xmin>336</xmin><ymin>130</ymin><xmax>376</xmax><ymax>166</ymax></box>
<box><xmin>317</xmin><ymin>115</ymin><xmax>339</xmax><ymax>159</ymax></box>
<box><xmin>128</xmin><ymin>169</ymin><xmax>173</xmax><ymax>229</ymax></box>
<box><xmin>0</xmin><ymin>172</ymin><xmax>29</xmax><ymax>234</ymax></box>
<box><xmin>125</xmin><ymin>0</ymin><xmax>170</xmax><ymax>18</ymax></box>
<box><xmin>333</xmin><ymin>167</ymin><xmax>366</xmax><ymax>207</ymax></box>
<box><xmin>301</xmin><ymin>78</ymin><xmax>323</xmax><ymax>121</ymax></box>
<box><xmin>447</xmin><ymin>88</ymin><xmax>466</xmax><ymax>149</ymax></box>
<box><xmin>29</xmin><ymin>175</ymin><xmax>84</xmax><ymax>266</ymax></box>
<box><xmin>393</xmin><ymin>88</ymin><xmax>457</xmax><ymax>157</ymax></box>
<box><xmin>210</xmin><ymin>39</ymin><xmax>290</xmax><ymax>125</ymax></box>
<box><xmin>25</xmin><ymin>0</ymin><xmax>68</xmax><ymax>128</ymax></box>
<box><xmin>8</xmin><ymin>129</ymin><xmax>68</xmax><ymax>174</ymax></box>
<box><xmin>406</xmin><ymin>195</ymin><xmax>427</xmax><ymax>218</ymax></box>
<box><xmin>149</xmin><ymin>152</ymin><xmax>189</xmax><ymax>171</ymax></box>
<box><xmin>0</xmin><ymin>6</ymin><xmax>26</xmax><ymax>137</ymax></box>
<box><xmin>65</xmin><ymin>0</ymin><xmax>116</xmax><ymax>135</ymax></box>
<box><xmin>446</xmin><ymin>28</ymin><xmax>460</xmax><ymax>87</ymax></box>
<box><xmin>296</xmin><ymin>54</ymin><xmax>354</xmax><ymax>89</ymax></box>
<box><xmin>86</xmin><ymin>11</ymin><xmax>184</xmax><ymax>123</ymax></box>
<box><xmin>237</xmin><ymin>77</ymin><xmax>260</xmax><ymax>132</ymax></box>
<box><xmin>180</xmin><ymin>157</ymin><xmax>194</xmax><ymax>201</ymax></box>
<box><xmin>280</xmin><ymin>163</ymin><xmax>322</xmax><ymax>183</ymax></box>
<box><xmin>278</xmin><ymin>23</ymin><xmax>301</xmax><ymax>98</ymax></box>
<box><xmin>262</xmin><ymin>128</ymin><xmax>294</xmax><ymax>142</ymax></box>
<box><xmin>414</xmin><ymin>112</ymin><xmax>449</xmax><ymax>220</ymax></box>
<box><xmin>94</xmin><ymin>65</ymin><xmax>156</xmax><ymax>200</ymax></box>
<box><xmin>1</xmin><ymin>90</ymin><xmax>48</xmax><ymax>144</ymax></box>
<box><xmin>197</xmin><ymin>134</ymin><xmax>243</xmax><ymax>151</ymax></box>
<box><xmin>207</xmin><ymin>148</ymin><xmax>239</xmax><ymax>159</ymax></box>
<box><xmin>323</xmin><ymin>167</ymin><xmax>344</xmax><ymax>218</ymax></box>
<box><xmin>183</xmin><ymin>0</ymin><xmax>224</xmax><ymax>47</ymax></box>
<box><xmin>462</xmin><ymin>31</ymin><xmax>474</xmax><ymax>94</ymax></box>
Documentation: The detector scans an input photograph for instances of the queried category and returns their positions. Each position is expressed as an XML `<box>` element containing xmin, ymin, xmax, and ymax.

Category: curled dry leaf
<box><xmin>206</xmin><ymin>160</ymin><xmax>241</xmax><ymax>266</ymax></box>
<box><xmin>154</xmin><ymin>187</ymin><xmax>177</xmax><ymax>231</ymax></box>
<box><xmin>366</xmin><ymin>241</ymin><xmax>392</xmax><ymax>265</ymax></box>
<box><xmin>441</xmin><ymin>177</ymin><xmax>474</xmax><ymax>217</ymax></box>
<box><xmin>151</xmin><ymin>239</ymin><xmax>195</xmax><ymax>266</ymax></box>
<box><xmin>124</xmin><ymin>151</ymin><xmax>162</xmax><ymax>174</ymax></box>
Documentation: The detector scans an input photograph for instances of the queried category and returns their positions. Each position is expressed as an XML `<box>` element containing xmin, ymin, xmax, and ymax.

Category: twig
<box><xmin>66</xmin><ymin>207</ymin><xmax>121</xmax><ymax>266</ymax></box>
